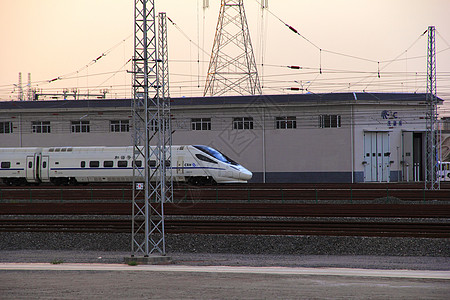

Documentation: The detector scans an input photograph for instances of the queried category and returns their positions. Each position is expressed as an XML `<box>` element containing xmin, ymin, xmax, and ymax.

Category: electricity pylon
<box><xmin>131</xmin><ymin>1</ymin><xmax>172</xmax><ymax>257</ymax></box>
<box><xmin>425</xmin><ymin>26</ymin><xmax>440</xmax><ymax>190</ymax></box>
<box><xmin>204</xmin><ymin>0</ymin><xmax>262</xmax><ymax>96</ymax></box>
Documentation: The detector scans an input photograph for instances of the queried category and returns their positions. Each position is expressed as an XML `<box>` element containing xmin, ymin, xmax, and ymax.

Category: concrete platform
<box><xmin>123</xmin><ymin>255</ymin><xmax>172</xmax><ymax>265</ymax></box>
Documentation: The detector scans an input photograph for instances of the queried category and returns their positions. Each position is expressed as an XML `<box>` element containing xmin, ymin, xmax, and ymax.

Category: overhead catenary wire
<box><xmin>45</xmin><ymin>35</ymin><xmax>132</xmax><ymax>85</ymax></box>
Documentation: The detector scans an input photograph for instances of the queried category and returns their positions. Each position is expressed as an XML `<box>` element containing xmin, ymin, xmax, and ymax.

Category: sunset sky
<box><xmin>1</xmin><ymin>0</ymin><xmax>449</xmax><ymax>114</ymax></box>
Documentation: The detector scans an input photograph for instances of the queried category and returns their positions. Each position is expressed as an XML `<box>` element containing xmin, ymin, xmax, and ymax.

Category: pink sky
<box><xmin>1</xmin><ymin>0</ymin><xmax>449</xmax><ymax>114</ymax></box>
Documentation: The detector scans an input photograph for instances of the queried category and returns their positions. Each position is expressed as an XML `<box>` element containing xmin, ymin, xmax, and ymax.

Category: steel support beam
<box><xmin>131</xmin><ymin>0</ymin><xmax>171</xmax><ymax>257</ymax></box>
<box><xmin>204</xmin><ymin>0</ymin><xmax>261</xmax><ymax>96</ymax></box>
<box><xmin>425</xmin><ymin>26</ymin><xmax>440</xmax><ymax>190</ymax></box>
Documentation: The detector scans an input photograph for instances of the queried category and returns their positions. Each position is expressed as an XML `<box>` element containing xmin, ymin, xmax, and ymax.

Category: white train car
<box><xmin>0</xmin><ymin>145</ymin><xmax>252</xmax><ymax>185</ymax></box>
<box><xmin>0</xmin><ymin>147</ymin><xmax>42</xmax><ymax>186</ymax></box>
<box><xmin>186</xmin><ymin>145</ymin><xmax>252</xmax><ymax>184</ymax></box>
<box><xmin>439</xmin><ymin>161</ymin><xmax>450</xmax><ymax>182</ymax></box>
<box><xmin>41</xmin><ymin>146</ymin><xmax>135</xmax><ymax>185</ymax></box>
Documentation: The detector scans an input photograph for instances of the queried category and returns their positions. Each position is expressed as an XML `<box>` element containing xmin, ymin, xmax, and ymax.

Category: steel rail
<box><xmin>1</xmin><ymin>219</ymin><xmax>448</xmax><ymax>238</ymax></box>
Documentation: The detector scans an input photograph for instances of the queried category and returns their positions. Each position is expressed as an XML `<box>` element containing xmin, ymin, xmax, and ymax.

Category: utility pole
<box><xmin>18</xmin><ymin>73</ymin><xmax>23</xmax><ymax>101</ymax></box>
<box><xmin>204</xmin><ymin>0</ymin><xmax>261</xmax><ymax>96</ymax></box>
<box><xmin>27</xmin><ymin>73</ymin><xmax>32</xmax><ymax>101</ymax></box>
<box><xmin>130</xmin><ymin>0</ymin><xmax>172</xmax><ymax>261</ymax></box>
<box><xmin>425</xmin><ymin>26</ymin><xmax>440</xmax><ymax>190</ymax></box>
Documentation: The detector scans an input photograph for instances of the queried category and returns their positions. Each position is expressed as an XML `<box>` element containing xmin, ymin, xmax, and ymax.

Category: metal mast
<box><xmin>18</xmin><ymin>73</ymin><xmax>23</xmax><ymax>101</ymax></box>
<box><xmin>131</xmin><ymin>0</ymin><xmax>171</xmax><ymax>257</ymax></box>
<box><xmin>425</xmin><ymin>25</ymin><xmax>440</xmax><ymax>190</ymax></box>
<box><xmin>204</xmin><ymin>0</ymin><xmax>262</xmax><ymax>96</ymax></box>
<box><xmin>158</xmin><ymin>12</ymin><xmax>173</xmax><ymax>205</ymax></box>
<box><xmin>27</xmin><ymin>73</ymin><xmax>32</xmax><ymax>101</ymax></box>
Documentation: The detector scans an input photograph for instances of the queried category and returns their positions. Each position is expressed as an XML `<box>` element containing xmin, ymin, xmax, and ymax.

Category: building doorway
<box><xmin>363</xmin><ymin>132</ymin><xmax>391</xmax><ymax>182</ymax></box>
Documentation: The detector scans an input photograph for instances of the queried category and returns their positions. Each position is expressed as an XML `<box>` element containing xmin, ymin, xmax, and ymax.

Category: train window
<box><xmin>1</xmin><ymin>162</ymin><xmax>11</xmax><ymax>169</ymax></box>
<box><xmin>118</xmin><ymin>161</ymin><xmax>128</xmax><ymax>168</ymax></box>
<box><xmin>28</xmin><ymin>162</ymin><xmax>32</xmax><ymax>168</ymax></box>
<box><xmin>133</xmin><ymin>160</ymin><xmax>142</xmax><ymax>168</ymax></box>
<box><xmin>195</xmin><ymin>154</ymin><xmax>217</xmax><ymax>164</ymax></box>
<box><xmin>165</xmin><ymin>160</ymin><xmax>171</xmax><ymax>167</ymax></box>
<box><xmin>81</xmin><ymin>161</ymin><xmax>86</xmax><ymax>168</ymax></box>
<box><xmin>42</xmin><ymin>162</ymin><xmax>47</xmax><ymax>168</ymax></box>
<box><xmin>194</xmin><ymin>145</ymin><xmax>239</xmax><ymax>166</ymax></box>
<box><xmin>90</xmin><ymin>161</ymin><xmax>100</xmax><ymax>168</ymax></box>
<box><xmin>103</xmin><ymin>161</ymin><xmax>114</xmax><ymax>168</ymax></box>
<box><xmin>149</xmin><ymin>160</ymin><xmax>156</xmax><ymax>167</ymax></box>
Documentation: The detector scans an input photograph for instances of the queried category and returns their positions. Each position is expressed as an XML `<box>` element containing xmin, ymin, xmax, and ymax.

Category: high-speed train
<box><xmin>0</xmin><ymin>145</ymin><xmax>252</xmax><ymax>186</ymax></box>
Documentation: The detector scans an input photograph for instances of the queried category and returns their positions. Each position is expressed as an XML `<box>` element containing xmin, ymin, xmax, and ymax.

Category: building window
<box><xmin>0</xmin><ymin>122</ymin><xmax>13</xmax><ymax>134</ymax></box>
<box><xmin>110</xmin><ymin>120</ymin><xmax>129</xmax><ymax>132</ymax></box>
<box><xmin>71</xmin><ymin>121</ymin><xmax>90</xmax><ymax>133</ymax></box>
<box><xmin>276</xmin><ymin>116</ymin><xmax>296</xmax><ymax>129</ymax></box>
<box><xmin>319</xmin><ymin>115</ymin><xmax>341</xmax><ymax>128</ymax></box>
<box><xmin>191</xmin><ymin>118</ymin><xmax>211</xmax><ymax>131</ymax></box>
<box><xmin>32</xmin><ymin>121</ymin><xmax>51</xmax><ymax>133</ymax></box>
<box><xmin>149</xmin><ymin>119</ymin><xmax>170</xmax><ymax>131</ymax></box>
<box><xmin>233</xmin><ymin>117</ymin><xmax>253</xmax><ymax>130</ymax></box>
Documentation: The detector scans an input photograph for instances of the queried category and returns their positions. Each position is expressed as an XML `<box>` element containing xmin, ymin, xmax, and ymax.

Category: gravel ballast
<box><xmin>1</xmin><ymin>232</ymin><xmax>448</xmax><ymax>257</ymax></box>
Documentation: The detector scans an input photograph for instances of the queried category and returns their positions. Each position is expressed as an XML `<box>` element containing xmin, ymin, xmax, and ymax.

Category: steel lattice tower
<box><xmin>131</xmin><ymin>0</ymin><xmax>172</xmax><ymax>257</ymax></box>
<box><xmin>18</xmin><ymin>73</ymin><xmax>23</xmax><ymax>101</ymax></box>
<box><xmin>204</xmin><ymin>0</ymin><xmax>262</xmax><ymax>96</ymax></box>
<box><xmin>425</xmin><ymin>26</ymin><xmax>440</xmax><ymax>190</ymax></box>
<box><xmin>158</xmin><ymin>12</ymin><xmax>173</xmax><ymax>207</ymax></box>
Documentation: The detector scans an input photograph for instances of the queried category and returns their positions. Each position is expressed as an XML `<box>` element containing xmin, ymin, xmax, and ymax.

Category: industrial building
<box><xmin>0</xmin><ymin>92</ymin><xmax>443</xmax><ymax>183</ymax></box>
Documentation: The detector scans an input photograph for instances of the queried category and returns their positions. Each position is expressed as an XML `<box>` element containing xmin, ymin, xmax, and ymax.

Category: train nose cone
<box><xmin>239</xmin><ymin>169</ymin><xmax>252</xmax><ymax>181</ymax></box>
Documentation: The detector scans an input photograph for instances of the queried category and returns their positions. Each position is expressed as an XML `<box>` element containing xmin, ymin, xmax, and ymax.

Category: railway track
<box><xmin>1</xmin><ymin>203</ymin><xmax>450</xmax><ymax>218</ymax></box>
<box><xmin>1</xmin><ymin>183</ymin><xmax>448</xmax><ymax>239</ymax></box>
<box><xmin>1</xmin><ymin>182</ymin><xmax>449</xmax><ymax>202</ymax></box>
<box><xmin>0</xmin><ymin>219</ymin><xmax>448</xmax><ymax>238</ymax></box>
<box><xmin>1</xmin><ymin>202</ymin><xmax>449</xmax><ymax>238</ymax></box>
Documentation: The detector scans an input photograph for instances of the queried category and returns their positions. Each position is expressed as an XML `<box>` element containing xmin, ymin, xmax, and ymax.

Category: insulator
<box><xmin>287</xmin><ymin>25</ymin><xmax>298</xmax><ymax>34</ymax></box>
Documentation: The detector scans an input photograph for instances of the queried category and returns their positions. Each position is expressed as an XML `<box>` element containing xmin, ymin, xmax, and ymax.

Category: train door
<box><xmin>26</xmin><ymin>155</ymin><xmax>40</xmax><ymax>183</ymax></box>
<box><xmin>41</xmin><ymin>156</ymin><xmax>50</xmax><ymax>182</ymax></box>
<box><xmin>363</xmin><ymin>132</ymin><xmax>390</xmax><ymax>182</ymax></box>
<box><xmin>177</xmin><ymin>156</ymin><xmax>184</xmax><ymax>174</ymax></box>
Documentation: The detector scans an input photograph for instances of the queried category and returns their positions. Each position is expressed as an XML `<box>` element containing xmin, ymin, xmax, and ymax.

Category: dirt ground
<box><xmin>1</xmin><ymin>269</ymin><xmax>449</xmax><ymax>300</ymax></box>
<box><xmin>0</xmin><ymin>251</ymin><xmax>449</xmax><ymax>299</ymax></box>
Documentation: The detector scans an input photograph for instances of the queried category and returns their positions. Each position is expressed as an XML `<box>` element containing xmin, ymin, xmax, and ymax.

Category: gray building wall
<box><xmin>0</xmin><ymin>93</ymin><xmax>436</xmax><ymax>183</ymax></box>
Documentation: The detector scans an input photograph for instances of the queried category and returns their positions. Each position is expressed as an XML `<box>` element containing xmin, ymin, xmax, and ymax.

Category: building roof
<box><xmin>0</xmin><ymin>92</ymin><xmax>440</xmax><ymax>110</ymax></box>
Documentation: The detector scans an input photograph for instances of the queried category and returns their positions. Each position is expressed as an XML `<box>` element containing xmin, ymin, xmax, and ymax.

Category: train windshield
<box><xmin>193</xmin><ymin>145</ymin><xmax>239</xmax><ymax>166</ymax></box>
